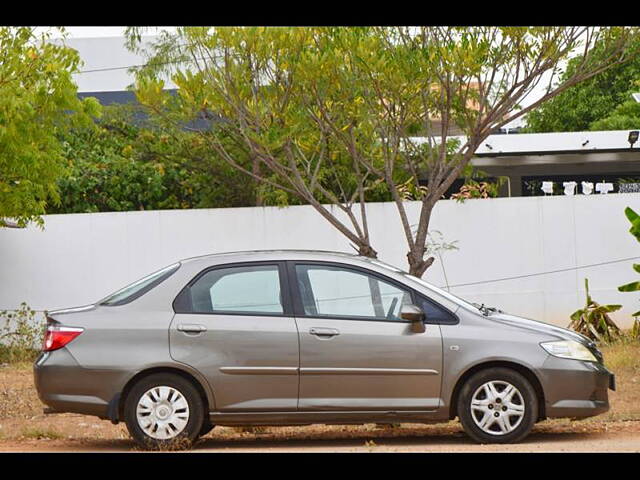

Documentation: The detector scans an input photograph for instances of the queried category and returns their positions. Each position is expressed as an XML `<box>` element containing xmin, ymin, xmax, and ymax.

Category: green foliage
<box><xmin>449</xmin><ymin>165</ymin><xmax>505</xmax><ymax>202</ymax></box>
<box><xmin>569</xmin><ymin>278</ymin><xmax>622</xmax><ymax>343</ymax></box>
<box><xmin>0</xmin><ymin>303</ymin><xmax>43</xmax><ymax>363</ymax></box>
<box><xmin>51</xmin><ymin>104</ymin><xmax>255</xmax><ymax>213</ymax></box>
<box><xmin>526</xmin><ymin>40</ymin><xmax>640</xmax><ymax>132</ymax></box>
<box><xmin>624</xmin><ymin>206</ymin><xmax>640</xmax><ymax>241</ymax></box>
<box><xmin>450</xmin><ymin>180</ymin><xmax>501</xmax><ymax>202</ymax></box>
<box><xmin>590</xmin><ymin>98</ymin><xmax>640</xmax><ymax>131</ymax></box>
<box><xmin>424</xmin><ymin>230</ymin><xmax>459</xmax><ymax>257</ymax></box>
<box><xmin>0</xmin><ymin>27</ymin><xmax>101</xmax><ymax>227</ymax></box>
<box><xmin>618</xmin><ymin>207</ymin><xmax>640</xmax><ymax>316</ymax></box>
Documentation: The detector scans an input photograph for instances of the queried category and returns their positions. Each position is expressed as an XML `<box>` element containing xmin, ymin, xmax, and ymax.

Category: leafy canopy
<box><xmin>52</xmin><ymin>104</ymin><xmax>254</xmax><ymax>213</ymax></box>
<box><xmin>0</xmin><ymin>27</ymin><xmax>100</xmax><ymax>227</ymax></box>
<box><xmin>526</xmin><ymin>39</ymin><xmax>640</xmax><ymax>132</ymax></box>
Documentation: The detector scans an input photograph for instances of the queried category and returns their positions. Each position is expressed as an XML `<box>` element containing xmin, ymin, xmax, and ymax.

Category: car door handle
<box><xmin>177</xmin><ymin>324</ymin><xmax>207</xmax><ymax>333</ymax></box>
<box><xmin>309</xmin><ymin>327</ymin><xmax>340</xmax><ymax>338</ymax></box>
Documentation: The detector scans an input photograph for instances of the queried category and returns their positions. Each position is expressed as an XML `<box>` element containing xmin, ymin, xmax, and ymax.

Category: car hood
<box><xmin>488</xmin><ymin>311</ymin><xmax>593</xmax><ymax>346</ymax></box>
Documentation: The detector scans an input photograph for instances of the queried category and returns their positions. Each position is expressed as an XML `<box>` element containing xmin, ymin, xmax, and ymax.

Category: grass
<box><xmin>20</xmin><ymin>428</ymin><xmax>64</xmax><ymax>440</ymax></box>
<box><xmin>602</xmin><ymin>340</ymin><xmax>640</xmax><ymax>371</ymax></box>
<box><xmin>599</xmin><ymin>338</ymin><xmax>640</xmax><ymax>421</ymax></box>
<box><xmin>0</xmin><ymin>345</ymin><xmax>39</xmax><ymax>365</ymax></box>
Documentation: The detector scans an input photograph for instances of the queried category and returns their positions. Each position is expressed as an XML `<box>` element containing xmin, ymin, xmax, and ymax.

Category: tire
<box><xmin>124</xmin><ymin>373</ymin><xmax>205</xmax><ymax>449</ymax></box>
<box><xmin>457</xmin><ymin>368</ymin><xmax>538</xmax><ymax>444</ymax></box>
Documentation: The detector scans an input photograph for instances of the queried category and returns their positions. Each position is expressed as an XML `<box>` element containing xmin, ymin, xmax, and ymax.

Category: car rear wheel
<box><xmin>457</xmin><ymin>368</ymin><xmax>538</xmax><ymax>444</ymax></box>
<box><xmin>124</xmin><ymin>373</ymin><xmax>205</xmax><ymax>449</ymax></box>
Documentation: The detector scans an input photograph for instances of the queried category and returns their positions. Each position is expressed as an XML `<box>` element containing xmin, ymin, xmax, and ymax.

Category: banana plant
<box><xmin>618</xmin><ymin>207</ymin><xmax>640</xmax><ymax>336</ymax></box>
<box><xmin>570</xmin><ymin>278</ymin><xmax>622</xmax><ymax>343</ymax></box>
<box><xmin>618</xmin><ymin>207</ymin><xmax>640</xmax><ymax>307</ymax></box>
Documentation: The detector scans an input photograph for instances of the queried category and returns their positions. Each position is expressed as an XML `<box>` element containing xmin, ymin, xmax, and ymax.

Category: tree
<box><xmin>52</xmin><ymin>104</ymin><xmax>255</xmax><ymax>213</ymax></box>
<box><xmin>526</xmin><ymin>40</ymin><xmax>640</xmax><ymax>132</ymax></box>
<box><xmin>0</xmin><ymin>27</ymin><xmax>100</xmax><ymax>227</ymax></box>
<box><xmin>589</xmin><ymin>96</ymin><xmax>640</xmax><ymax>131</ymax></box>
<box><xmin>127</xmin><ymin>27</ymin><xmax>639</xmax><ymax>276</ymax></box>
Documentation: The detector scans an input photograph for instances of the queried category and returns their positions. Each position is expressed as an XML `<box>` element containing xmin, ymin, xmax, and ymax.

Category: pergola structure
<box><xmin>411</xmin><ymin>130</ymin><xmax>640</xmax><ymax>197</ymax></box>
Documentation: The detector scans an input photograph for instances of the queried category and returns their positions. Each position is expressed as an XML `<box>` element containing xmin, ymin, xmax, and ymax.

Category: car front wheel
<box><xmin>124</xmin><ymin>373</ymin><xmax>205</xmax><ymax>449</ymax></box>
<box><xmin>457</xmin><ymin>368</ymin><xmax>538</xmax><ymax>444</ymax></box>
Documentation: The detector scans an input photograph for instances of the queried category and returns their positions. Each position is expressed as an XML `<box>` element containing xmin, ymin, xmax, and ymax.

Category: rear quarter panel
<box><xmin>48</xmin><ymin>262</ymin><xmax>216</xmax><ymax>409</ymax></box>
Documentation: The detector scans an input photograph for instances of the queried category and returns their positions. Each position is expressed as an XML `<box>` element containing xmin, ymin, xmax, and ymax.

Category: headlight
<box><xmin>540</xmin><ymin>340</ymin><xmax>597</xmax><ymax>362</ymax></box>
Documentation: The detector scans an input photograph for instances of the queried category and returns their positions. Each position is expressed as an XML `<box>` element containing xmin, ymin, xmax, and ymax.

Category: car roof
<box><xmin>174</xmin><ymin>249</ymin><xmax>463</xmax><ymax>313</ymax></box>
<box><xmin>179</xmin><ymin>249</ymin><xmax>369</xmax><ymax>266</ymax></box>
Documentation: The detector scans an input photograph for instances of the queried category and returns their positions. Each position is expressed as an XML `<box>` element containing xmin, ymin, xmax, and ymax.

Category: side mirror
<box><xmin>401</xmin><ymin>304</ymin><xmax>426</xmax><ymax>333</ymax></box>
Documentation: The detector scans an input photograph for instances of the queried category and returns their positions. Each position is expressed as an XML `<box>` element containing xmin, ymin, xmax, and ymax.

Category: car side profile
<box><xmin>34</xmin><ymin>250</ymin><xmax>615</xmax><ymax>448</ymax></box>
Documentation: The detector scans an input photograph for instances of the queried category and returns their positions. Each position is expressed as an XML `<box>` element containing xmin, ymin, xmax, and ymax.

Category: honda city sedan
<box><xmin>34</xmin><ymin>250</ymin><xmax>615</xmax><ymax>448</ymax></box>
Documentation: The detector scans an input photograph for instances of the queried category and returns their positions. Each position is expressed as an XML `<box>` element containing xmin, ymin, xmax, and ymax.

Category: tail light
<box><xmin>42</xmin><ymin>325</ymin><xmax>84</xmax><ymax>352</ymax></box>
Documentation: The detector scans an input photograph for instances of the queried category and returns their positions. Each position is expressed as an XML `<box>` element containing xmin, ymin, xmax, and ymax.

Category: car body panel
<box><xmin>169</xmin><ymin>313</ymin><xmax>300</xmax><ymax>411</ymax></box>
<box><xmin>296</xmin><ymin>317</ymin><xmax>442</xmax><ymax>410</ymax></box>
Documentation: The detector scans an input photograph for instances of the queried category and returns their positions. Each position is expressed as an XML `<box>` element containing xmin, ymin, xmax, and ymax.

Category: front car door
<box><xmin>169</xmin><ymin>262</ymin><xmax>299</xmax><ymax>411</ymax></box>
<box><xmin>291</xmin><ymin>261</ymin><xmax>443</xmax><ymax>411</ymax></box>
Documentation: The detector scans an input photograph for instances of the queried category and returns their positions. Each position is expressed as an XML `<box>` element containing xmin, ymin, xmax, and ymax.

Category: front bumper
<box><xmin>540</xmin><ymin>355</ymin><xmax>613</xmax><ymax>419</ymax></box>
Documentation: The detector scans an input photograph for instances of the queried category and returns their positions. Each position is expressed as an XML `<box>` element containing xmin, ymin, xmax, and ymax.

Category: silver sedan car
<box><xmin>34</xmin><ymin>250</ymin><xmax>614</xmax><ymax>448</ymax></box>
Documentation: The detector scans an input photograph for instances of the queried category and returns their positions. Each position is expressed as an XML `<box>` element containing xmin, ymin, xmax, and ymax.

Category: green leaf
<box><xmin>619</xmin><ymin>281</ymin><xmax>640</xmax><ymax>292</ymax></box>
<box><xmin>625</xmin><ymin>206</ymin><xmax>640</xmax><ymax>224</ymax></box>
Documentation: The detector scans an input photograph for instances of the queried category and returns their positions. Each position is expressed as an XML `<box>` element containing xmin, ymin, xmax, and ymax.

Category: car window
<box><xmin>417</xmin><ymin>294</ymin><xmax>458</xmax><ymax>325</ymax></box>
<box><xmin>295</xmin><ymin>264</ymin><xmax>412</xmax><ymax>320</ymax></box>
<box><xmin>188</xmin><ymin>264</ymin><xmax>283</xmax><ymax>314</ymax></box>
<box><xmin>100</xmin><ymin>263</ymin><xmax>180</xmax><ymax>306</ymax></box>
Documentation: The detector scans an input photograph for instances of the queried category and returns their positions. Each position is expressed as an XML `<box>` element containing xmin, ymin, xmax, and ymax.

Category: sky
<box><xmin>64</xmin><ymin>27</ymin><xmax>129</xmax><ymax>37</ymax></box>
<box><xmin>55</xmin><ymin>27</ymin><xmax>177</xmax><ymax>38</ymax></box>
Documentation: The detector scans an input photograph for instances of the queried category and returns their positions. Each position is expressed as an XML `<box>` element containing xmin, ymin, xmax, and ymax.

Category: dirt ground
<box><xmin>1</xmin><ymin>341</ymin><xmax>639</xmax><ymax>452</ymax></box>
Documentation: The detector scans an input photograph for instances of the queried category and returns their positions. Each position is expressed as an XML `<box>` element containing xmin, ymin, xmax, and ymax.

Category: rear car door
<box><xmin>291</xmin><ymin>261</ymin><xmax>443</xmax><ymax>411</ymax></box>
<box><xmin>169</xmin><ymin>262</ymin><xmax>299</xmax><ymax>411</ymax></box>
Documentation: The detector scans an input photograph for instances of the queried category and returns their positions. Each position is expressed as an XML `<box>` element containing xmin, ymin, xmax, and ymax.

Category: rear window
<box><xmin>100</xmin><ymin>263</ymin><xmax>180</xmax><ymax>306</ymax></box>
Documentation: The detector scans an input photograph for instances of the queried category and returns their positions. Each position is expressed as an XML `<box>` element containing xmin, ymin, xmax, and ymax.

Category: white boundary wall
<box><xmin>1</xmin><ymin>194</ymin><xmax>639</xmax><ymax>328</ymax></box>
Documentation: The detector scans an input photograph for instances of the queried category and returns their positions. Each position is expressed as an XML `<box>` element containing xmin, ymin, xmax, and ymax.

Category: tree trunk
<box><xmin>407</xmin><ymin>254</ymin><xmax>434</xmax><ymax>278</ymax></box>
<box><xmin>251</xmin><ymin>154</ymin><xmax>263</xmax><ymax>207</ymax></box>
<box><xmin>407</xmin><ymin>198</ymin><xmax>437</xmax><ymax>277</ymax></box>
<box><xmin>358</xmin><ymin>244</ymin><xmax>378</xmax><ymax>258</ymax></box>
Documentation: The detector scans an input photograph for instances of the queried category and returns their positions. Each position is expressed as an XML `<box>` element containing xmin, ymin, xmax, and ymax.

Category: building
<box><xmin>410</xmin><ymin>129</ymin><xmax>640</xmax><ymax>198</ymax></box>
<box><xmin>472</xmin><ymin>129</ymin><xmax>640</xmax><ymax>197</ymax></box>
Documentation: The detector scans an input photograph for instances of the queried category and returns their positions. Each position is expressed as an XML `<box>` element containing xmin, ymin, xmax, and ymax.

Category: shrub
<box><xmin>0</xmin><ymin>303</ymin><xmax>43</xmax><ymax>364</ymax></box>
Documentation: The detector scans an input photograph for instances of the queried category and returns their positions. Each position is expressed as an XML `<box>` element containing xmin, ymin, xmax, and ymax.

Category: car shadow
<box><xmin>189</xmin><ymin>424</ymin><xmax>605</xmax><ymax>451</ymax></box>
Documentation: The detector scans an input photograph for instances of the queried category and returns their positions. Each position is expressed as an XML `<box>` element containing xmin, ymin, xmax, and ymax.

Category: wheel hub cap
<box><xmin>470</xmin><ymin>380</ymin><xmax>525</xmax><ymax>436</ymax></box>
<box><xmin>136</xmin><ymin>386</ymin><xmax>190</xmax><ymax>440</ymax></box>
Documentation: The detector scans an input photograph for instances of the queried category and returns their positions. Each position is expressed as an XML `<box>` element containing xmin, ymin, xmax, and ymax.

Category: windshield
<box><xmin>100</xmin><ymin>263</ymin><xmax>180</xmax><ymax>306</ymax></box>
<box><xmin>367</xmin><ymin>258</ymin><xmax>479</xmax><ymax>311</ymax></box>
<box><xmin>401</xmin><ymin>273</ymin><xmax>479</xmax><ymax>312</ymax></box>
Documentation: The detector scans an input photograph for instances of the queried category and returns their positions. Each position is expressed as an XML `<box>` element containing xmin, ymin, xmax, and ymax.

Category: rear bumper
<box><xmin>540</xmin><ymin>356</ymin><xmax>612</xmax><ymax>419</ymax></box>
<box><xmin>33</xmin><ymin>349</ymin><xmax>125</xmax><ymax>418</ymax></box>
